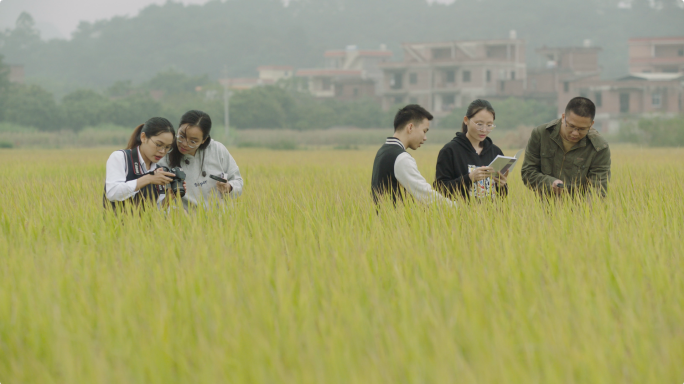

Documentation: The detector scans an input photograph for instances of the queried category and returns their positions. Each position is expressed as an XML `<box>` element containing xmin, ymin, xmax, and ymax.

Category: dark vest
<box><xmin>103</xmin><ymin>147</ymin><xmax>164</xmax><ymax>211</ymax></box>
<box><xmin>371</xmin><ymin>141</ymin><xmax>406</xmax><ymax>204</ymax></box>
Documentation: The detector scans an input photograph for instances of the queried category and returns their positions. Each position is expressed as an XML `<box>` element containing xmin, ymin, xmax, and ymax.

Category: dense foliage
<box><xmin>619</xmin><ymin>116</ymin><xmax>684</xmax><ymax>147</ymax></box>
<box><xmin>0</xmin><ymin>55</ymin><xmax>389</xmax><ymax>131</ymax></box>
<box><xmin>438</xmin><ymin>97</ymin><xmax>558</xmax><ymax>131</ymax></box>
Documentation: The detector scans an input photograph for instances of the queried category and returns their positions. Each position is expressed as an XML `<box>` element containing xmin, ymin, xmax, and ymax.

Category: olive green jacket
<box><xmin>521</xmin><ymin>119</ymin><xmax>611</xmax><ymax>196</ymax></box>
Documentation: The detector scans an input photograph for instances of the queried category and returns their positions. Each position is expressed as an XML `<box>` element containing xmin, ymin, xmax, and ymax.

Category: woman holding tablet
<box><xmin>104</xmin><ymin>117</ymin><xmax>177</xmax><ymax>210</ymax></box>
<box><xmin>159</xmin><ymin>110</ymin><xmax>243</xmax><ymax>210</ymax></box>
<box><xmin>434</xmin><ymin>99</ymin><xmax>508</xmax><ymax>200</ymax></box>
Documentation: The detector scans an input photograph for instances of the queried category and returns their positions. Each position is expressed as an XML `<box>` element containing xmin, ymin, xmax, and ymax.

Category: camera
<box><xmin>160</xmin><ymin>166</ymin><xmax>186</xmax><ymax>197</ymax></box>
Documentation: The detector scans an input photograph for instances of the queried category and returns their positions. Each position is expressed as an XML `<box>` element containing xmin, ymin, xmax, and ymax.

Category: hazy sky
<box><xmin>0</xmin><ymin>0</ymin><xmax>211</xmax><ymax>39</ymax></box>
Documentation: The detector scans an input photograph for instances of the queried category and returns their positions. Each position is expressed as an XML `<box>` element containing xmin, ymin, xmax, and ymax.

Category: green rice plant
<box><xmin>0</xmin><ymin>146</ymin><xmax>682</xmax><ymax>383</ymax></box>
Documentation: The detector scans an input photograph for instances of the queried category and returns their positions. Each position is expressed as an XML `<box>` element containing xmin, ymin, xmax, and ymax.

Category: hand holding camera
<box><xmin>159</xmin><ymin>166</ymin><xmax>187</xmax><ymax>197</ymax></box>
<box><xmin>145</xmin><ymin>168</ymin><xmax>175</xmax><ymax>186</ymax></box>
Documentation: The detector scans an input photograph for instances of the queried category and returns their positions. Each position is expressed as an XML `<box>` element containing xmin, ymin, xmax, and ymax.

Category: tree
<box><xmin>0</xmin><ymin>12</ymin><xmax>42</xmax><ymax>53</ymax></box>
<box><xmin>105</xmin><ymin>94</ymin><xmax>165</xmax><ymax>128</ymax></box>
<box><xmin>230</xmin><ymin>86</ymin><xmax>295</xmax><ymax>129</ymax></box>
<box><xmin>141</xmin><ymin>69</ymin><xmax>213</xmax><ymax>95</ymax></box>
<box><xmin>61</xmin><ymin>90</ymin><xmax>110</xmax><ymax>131</ymax></box>
<box><xmin>3</xmin><ymin>84</ymin><xmax>62</xmax><ymax>130</ymax></box>
<box><xmin>439</xmin><ymin>98</ymin><xmax>557</xmax><ymax>131</ymax></box>
<box><xmin>0</xmin><ymin>55</ymin><xmax>10</xmax><ymax>121</ymax></box>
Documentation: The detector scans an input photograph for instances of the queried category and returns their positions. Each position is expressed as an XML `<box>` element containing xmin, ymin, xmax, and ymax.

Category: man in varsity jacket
<box><xmin>371</xmin><ymin>104</ymin><xmax>455</xmax><ymax>207</ymax></box>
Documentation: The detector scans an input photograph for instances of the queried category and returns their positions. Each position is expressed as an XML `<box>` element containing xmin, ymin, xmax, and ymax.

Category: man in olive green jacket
<box><xmin>521</xmin><ymin>97</ymin><xmax>611</xmax><ymax>196</ymax></box>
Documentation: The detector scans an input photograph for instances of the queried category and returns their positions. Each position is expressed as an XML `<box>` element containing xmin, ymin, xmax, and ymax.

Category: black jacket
<box><xmin>433</xmin><ymin>132</ymin><xmax>508</xmax><ymax>199</ymax></box>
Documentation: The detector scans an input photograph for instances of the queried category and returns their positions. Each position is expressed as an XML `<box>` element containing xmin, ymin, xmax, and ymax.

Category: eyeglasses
<box><xmin>151</xmin><ymin>139</ymin><xmax>173</xmax><ymax>153</ymax></box>
<box><xmin>177</xmin><ymin>132</ymin><xmax>201</xmax><ymax>148</ymax></box>
<box><xmin>474</xmin><ymin>122</ymin><xmax>496</xmax><ymax>132</ymax></box>
<box><xmin>564</xmin><ymin>117</ymin><xmax>591</xmax><ymax>134</ymax></box>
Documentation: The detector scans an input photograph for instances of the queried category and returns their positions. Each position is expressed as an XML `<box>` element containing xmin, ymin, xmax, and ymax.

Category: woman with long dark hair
<box><xmin>159</xmin><ymin>110</ymin><xmax>243</xmax><ymax>210</ymax></box>
<box><xmin>104</xmin><ymin>117</ymin><xmax>177</xmax><ymax>209</ymax></box>
<box><xmin>434</xmin><ymin>99</ymin><xmax>508</xmax><ymax>200</ymax></box>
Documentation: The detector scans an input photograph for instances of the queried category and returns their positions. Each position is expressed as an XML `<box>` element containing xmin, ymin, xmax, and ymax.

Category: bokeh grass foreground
<box><xmin>1</xmin><ymin>146</ymin><xmax>683</xmax><ymax>383</ymax></box>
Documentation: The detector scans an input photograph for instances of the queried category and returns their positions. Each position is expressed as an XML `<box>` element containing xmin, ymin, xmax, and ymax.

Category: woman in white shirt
<box><xmin>103</xmin><ymin>117</ymin><xmax>178</xmax><ymax>210</ymax></box>
<box><xmin>159</xmin><ymin>110</ymin><xmax>243</xmax><ymax>210</ymax></box>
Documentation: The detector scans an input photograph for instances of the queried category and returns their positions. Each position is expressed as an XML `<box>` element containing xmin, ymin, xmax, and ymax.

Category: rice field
<box><xmin>0</xmin><ymin>145</ymin><xmax>682</xmax><ymax>383</ymax></box>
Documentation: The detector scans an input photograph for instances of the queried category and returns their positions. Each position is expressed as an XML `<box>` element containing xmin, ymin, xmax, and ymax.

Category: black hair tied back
<box><xmin>126</xmin><ymin>117</ymin><xmax>175</xmax><ymax>150</ymax></box>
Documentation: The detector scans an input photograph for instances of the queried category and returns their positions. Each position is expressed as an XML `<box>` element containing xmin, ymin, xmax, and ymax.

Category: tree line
<box><xmin>0</xmin><ymin>55</ymin><xmax>391</xmax><ymax>131</ymax></box>
<box><xmin>0</xmin><ymin>53</ymin><xmax>561</xmax><ymax>132</ymax></box>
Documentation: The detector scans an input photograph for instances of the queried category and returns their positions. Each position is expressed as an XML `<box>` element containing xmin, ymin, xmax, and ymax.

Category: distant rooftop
<box><xmin>296</xmin><ymin>69</ymin><xmax>363</xmax><ymax>77</ymax></box>
<box><xmin>619</xmin><ymin>73</ymin><xmax>684</xmax><ymax>81</ymax></box>
<box><xmin>629</xmin><ymin>37</ymin><xmax>684</xmax><ymax>43</ymax></box>
<box><xmin>323</xmin><ymin>50</ymin><xmax>392</xmax><ymax>58</ymax></box>
<box><xmin>257</xmin><ymin>66</ymin><xmax>294</xmax><ymax>71</ymax></box>
<box><xmin>400</xmin><ymin>38</ymin><xmax>524</xmax><ymax>47</ymax></box>
<box><xmin>536</xmin><ymin>46</ymin><xmax>602</xmax><ymax>53</ymax></box>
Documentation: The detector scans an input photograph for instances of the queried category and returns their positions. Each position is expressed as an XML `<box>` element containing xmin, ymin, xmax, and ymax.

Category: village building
<box><xmin>526</xmin><ymin>45</ymin><xmax>602</xmax><ymax>102</ymax></box>
<box><xmin>559</xmin><ymin>72</ymin><xmax>684</xmax><ymax>133</ymax></box>
<box><xmin>377</xmin><ymin>35</ymin><xmax>527</xmax><ymax>116</ymax></box>
<box><xmin>629</xmin><ymin>37</ymin><xmax>684</xmax><ymax>74</ymax></box>
<box><xmin>296</xmin><ymin>46</ymin><xmax>393</xmax><ymax>100</ymax></box>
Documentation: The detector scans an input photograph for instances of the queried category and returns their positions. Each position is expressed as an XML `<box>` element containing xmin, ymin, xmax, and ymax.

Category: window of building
<box><xmin>486</xmin><ymin>45</ymin><xmax>507</xmax><ymax>59</ymax></box>
<box><xmin>595</xmin><ymin>91</ymin><xmax>602</xmax><ymax>107</ymax></box>
<box><xmin>563</xmin><ymin>82</ymin><xmax>569</xmax><ymax>93</ymax></box>
<box><xmin>500</xmin><ymin>81</ymin><xmax>505</xmax><ymax>92</ymax></box>
<box><xmin>652</xmin><ymin>93</ymin><xmax>662</xmax><ymax>108</ymax></box>
<box><xmin>409</xmin><ymin>97</ymin><xmax>418</xmax><ymax>104</ymax></box>
<box><xmin>620</xmin><ymin>93</ymin><xmax>630</xmax><ymax>113</ymax></box>
<box><xmin>486</xmin><ymin>70</ymin><xmax>491</xmax><ymax>83</ymax></box>
<box><xmin>511</xmin><ymin>71</ymin><xmax>516</xmax><ymax>80</ymax></box>
<box><xmin>432</xmin><ymin>48</ymin><xmax>452</xmax><ymax>60</ymax></box>
<box><xmin>679</xmin><ymin>48</ymin><xmax>684</xmax><ymax>57</ymax></box>
<box><xmin>325</xmin><ymin>58</ymin><xmax>340</xmax><ymax>69</ymax></box>
<box><xmin>442</xmin><ymin>94</ymin><xmax>455</xmax><ymax>110</ymax></box>
<box><xmin>353</xmin><ymin>88</ymin><xmax>359</xmax><ymax>97</ymax></box>
<box><xmin>391</xmin><ymin>73</ymin><xmax>403</xmax><ymax>89</ymax></box>
<box><xmin>446</xmin><ymin>70</ymin><xmax>456</xmax><ymax>83</ymax></box>
<box><xmin>462</xmin><ymin>70</ymin><xmax>471</xmax><ymax>83</ymax></box>
<box><xmin>322</xmin><ymin>78</ymin><xmax>332</xmax><ymax>91</ymax></box>
<box><xmin>393</xmin><ymin>96</ymin><xmax>404</xmax><ymax>104</ymax></box>
<box><xmin>409</xmin><ymin>73</ymin><xmax>418</xmax><ymax>85</ymax></box>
